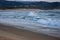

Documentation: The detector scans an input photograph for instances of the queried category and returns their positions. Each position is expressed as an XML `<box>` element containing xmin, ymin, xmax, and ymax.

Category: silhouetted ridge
<box><xmin>0</xmin><ymin>1</ymin><xmax>60</xmax><ymax>9</ymax></box>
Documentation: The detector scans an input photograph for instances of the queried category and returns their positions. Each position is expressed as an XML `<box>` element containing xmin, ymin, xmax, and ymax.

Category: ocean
<box><xmin>0</xmin><ymin>9</ymin><xmax>60</xmax><ymax>37</ymax></box>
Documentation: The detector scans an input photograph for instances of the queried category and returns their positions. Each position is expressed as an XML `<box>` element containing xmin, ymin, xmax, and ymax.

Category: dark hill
<box><xmin>0</xmin><ymin>1</ymin><xmax>60</xmax><ymax>9</ymax></box>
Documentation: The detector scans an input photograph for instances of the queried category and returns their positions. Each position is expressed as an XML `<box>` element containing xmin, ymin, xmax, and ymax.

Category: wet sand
<box><xmin>0</xmin><ymin>24</ymin><xmax>60</xmax><ymax>40</ymax></box>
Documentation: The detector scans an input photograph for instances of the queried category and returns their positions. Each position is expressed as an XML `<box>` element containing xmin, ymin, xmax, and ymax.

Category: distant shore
<box><xmin>0</xmin><ymin>7</ymin><xmax>60</xmax><ymax>10</ymax></box>
<box><xmin>0</xmin><ymin>8</ymin><xmax>60</xmax><ymax>12</ymax></box>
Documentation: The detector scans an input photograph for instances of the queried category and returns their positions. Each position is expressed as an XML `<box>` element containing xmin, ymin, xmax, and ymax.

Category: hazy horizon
<box><xmin>6</xmin><ymin>0</ymin><xmax>60</xmax><ymax>2</ymax></box>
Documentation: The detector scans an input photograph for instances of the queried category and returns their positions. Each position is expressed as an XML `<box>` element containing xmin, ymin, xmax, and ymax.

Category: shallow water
<box><xmin>0</xmin><ymin>10</ymin><xmax>60</xmax><ymax>27</ymax></box>
<box><xmin>0</xmin><ymin>9</ymin><xmax>60</xmax><ymax>37</ymax></box>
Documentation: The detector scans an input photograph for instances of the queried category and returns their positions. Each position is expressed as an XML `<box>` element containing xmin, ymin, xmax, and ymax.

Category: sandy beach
<box><xmin>0</xmin><ymin>24</ymin><xmax>60</xmax><ymax>40</ymax></box>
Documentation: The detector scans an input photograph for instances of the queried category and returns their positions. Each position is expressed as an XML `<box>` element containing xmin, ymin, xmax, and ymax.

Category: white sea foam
<box><xmin>0</xmin><ymin>9</ymin><xmax>60</xmax><ymax>37</ymax></box>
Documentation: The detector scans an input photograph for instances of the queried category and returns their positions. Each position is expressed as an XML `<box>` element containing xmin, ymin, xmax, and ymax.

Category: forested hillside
<box><xmin>0</xmin><ymin>1</ymin><xmax>60</xmax><ymax>9</ymax></box>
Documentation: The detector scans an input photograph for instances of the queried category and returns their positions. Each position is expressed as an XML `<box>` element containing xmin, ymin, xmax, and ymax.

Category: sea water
<box><xmin>0</xmin><ymin>10</ymin><xmax>60</xmax><ymax>27</ymax></box>
<box><xmin>0</xmin><ymin>9</ymin><xmax>60</xmax><ymax>37</ymax></box>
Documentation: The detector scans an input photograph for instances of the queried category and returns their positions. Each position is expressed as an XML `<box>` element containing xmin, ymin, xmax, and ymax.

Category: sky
<box><xmin>6</xmin><ymin>0</ymin><xmax>60</xmax><ymax>2</ymax></box>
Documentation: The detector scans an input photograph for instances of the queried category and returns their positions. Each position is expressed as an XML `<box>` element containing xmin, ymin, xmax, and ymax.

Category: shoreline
<box><xmin>0</xmin><ymin>23</ymin><xmax>60</xmax><ymax>40</ymax></box>
<box><xmin>0</xmin><ymin>9</ymin><xmax>60</xmax><ymax>11</ymax></box>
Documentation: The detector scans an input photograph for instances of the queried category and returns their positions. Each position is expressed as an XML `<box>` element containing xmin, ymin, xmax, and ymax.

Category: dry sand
<box><xmin>0</xmin><ymin>24</ymin><xmax>60</xmax><ymax>40</ymax></box>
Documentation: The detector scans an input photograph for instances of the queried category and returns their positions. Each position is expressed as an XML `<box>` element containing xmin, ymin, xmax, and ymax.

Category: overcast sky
<box><xmin>7</xmin><ymin>0</ymin><xmax>60</xmax><ymax>2</ymax></box>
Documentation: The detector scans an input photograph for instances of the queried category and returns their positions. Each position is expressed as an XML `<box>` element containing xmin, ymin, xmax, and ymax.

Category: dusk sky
<box><xmin>7</xmin><ymin>0</ymin><xmax>60</xmax><ymax>2</ymax></box>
